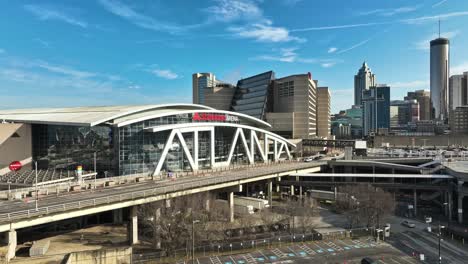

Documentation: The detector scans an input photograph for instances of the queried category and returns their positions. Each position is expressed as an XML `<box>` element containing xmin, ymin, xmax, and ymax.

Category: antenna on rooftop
<box><xmin>438</xmin><ymin>18</ymin><xmax>441</xmax><ymax>38</ymax></box>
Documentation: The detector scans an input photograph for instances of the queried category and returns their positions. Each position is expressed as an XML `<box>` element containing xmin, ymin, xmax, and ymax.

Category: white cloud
<box><xmin>152</xmin><ymin>69</ymin><xmax>178</xmax><ymax>80</ymax></box>
<box><xmin>433</xmin><ymin>0</ymin><xmax>449</xmax><ymax>8</ymax></box>
<box><xmin>292</xmin><ymin>11</ymin><xmax>468</xmax><ymax>32</ymax></box>
<box><xmin>388</xmin><ymin>80</ymin><xmax>429</xmax><ymax>89</ymax></box>
<box><xmin>402</xmin><ymin>11</ymin><xmax>468</xmax><ymax>24</ymax></box>
<box><xmin>205</xmin><ymin>0</ymin><xmax>303</xmax><ymax>43</ymax></box>
<box><xmin>451</xmin><ymin>62</ymin><xmax>468</xmax><ymax>75</ymax></box>
<box><xmin>204</xmin><ymin>0</ymin><xmax>262</xmax><ymax>22</ymax></box>
<box><xmin>328</xmin><ymin>47</ymin><xmax>337</xmax><ymax>53</ymax></box>
<box><xmin>24</xmin><ymin>4</ymin><xmax>87</xmax><ymax>28</ymax></box>
<box><xmin>321</xmin><ymin>62</ymin><xmax>336</xmax><ymax>68</ymax></box>
<box><xmin>253</xmin><ymin>47</ymin><xmax>341</xmax><ymax>67</ymax></box>
<box><xmin>128</xmin><ymin>84</ymin><xmax>141</xmax><ymax>89</ymax></box>
<box><xmin>292</xmin><ymin>22</ymin><xmax>389</xmax><ymax>32</ymax></box>
<box><xmin>358</xmin><ymin>6</ymin><xmax>419</xmax><ymax>17</ymax></box>
<box><xmin>415</xmin><ymin>31</ymin><xmax>459</xmax><ymax>51</ymax></box>
<box><xmin>33</xmin><ymin>38</ymin><xmax>50</xmax><ymax>48</ymax></box>
<box><xmin>98</xmin><ymin>0</ymin><xmax>201</xmax><ymax>33</ymax></box>
<box><xmin>336</xmin><ymin>38</ymin><xmax>372</xmax><ymax>54</ymax></box>
<box><xmin>228</xmin><ymin>22</ymin><xmax>305</xmax><ymax>43</ymax></box>
<box><xmin>35</xmin><ymin>61</ymin><xmax>96</xmax><ymax>78</ymax></box>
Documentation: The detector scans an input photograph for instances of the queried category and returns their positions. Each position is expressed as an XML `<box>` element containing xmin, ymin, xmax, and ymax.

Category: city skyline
<box><xmin>1</xmin><ymin>0</ymin><xmax>468</xmax><ymax>113</ymax></box>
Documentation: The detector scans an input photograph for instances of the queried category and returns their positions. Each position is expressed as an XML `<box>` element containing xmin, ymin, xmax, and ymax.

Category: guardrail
<box><xmin>0</xmin><ymin>161</ymin><xmax>321</xmax><ymax>224</ymax></box>
<box><xmin>0</xmin><ymin>160</ymin><xmax>300</xmax><ymax>199</ymax></box>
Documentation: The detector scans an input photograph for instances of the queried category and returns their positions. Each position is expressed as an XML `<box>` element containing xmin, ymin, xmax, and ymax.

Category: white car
<box><xmin>401</xmin><ymin>220</ymin><xmax>416</xmax><ymax>228</ymax></box>
<box><xmin>304</xmin><ymin>157</ymin><xmax>314</xmax><ymax>162</ymax></box>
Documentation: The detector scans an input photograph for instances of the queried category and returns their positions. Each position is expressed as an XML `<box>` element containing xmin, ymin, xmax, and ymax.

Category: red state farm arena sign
<box><xmin>192</xmin><ymin>113</ymin><xmax>239</xmax><ymax>122</ymax></box>
<box><xmin>9</xmin><ymin>161</ymin><xmax>22</xmax><ymax>172</ymax></box>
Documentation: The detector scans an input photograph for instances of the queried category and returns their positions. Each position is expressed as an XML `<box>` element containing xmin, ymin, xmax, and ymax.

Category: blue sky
<box><xmin>1</xmin><ymin>0</ymin><xmax>468</xmax><ymax>113</ymax></box>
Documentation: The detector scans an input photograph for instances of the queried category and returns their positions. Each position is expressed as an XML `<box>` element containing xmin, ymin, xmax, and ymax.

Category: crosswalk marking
<box><xmin>298</xmin><ymin>244</ymin><xmax>316</xmax><ymax>255</ymax></box>
<box><xmin>243</xmin><ymin>253</ymin><xmax>257</xmax><ymax>264</ymax></box>
<box><xmin>210</xmin><ymin>256</ymin><xmax>222</xmax><ymax>264</ymax></box>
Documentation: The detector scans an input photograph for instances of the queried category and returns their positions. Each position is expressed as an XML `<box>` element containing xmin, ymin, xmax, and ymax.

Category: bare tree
<box><xmin>336</xmin><ymin>184</ymin><xmax>395</xmax><ymax>229</ymax></box>
<box><xmin>138</xmin><ymin>192</ymin><xmax>216</xmax><ymax>255</ymax></box>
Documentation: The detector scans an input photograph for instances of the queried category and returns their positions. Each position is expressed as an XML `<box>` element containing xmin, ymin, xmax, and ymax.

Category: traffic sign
<box><xmin>9</xmin><ymin>161</ymin><xmax>22</xmax><ymax>172</ymax></box>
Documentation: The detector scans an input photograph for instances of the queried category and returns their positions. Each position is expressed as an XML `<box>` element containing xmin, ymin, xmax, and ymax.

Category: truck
<box><xmin>213</xmin><ymin>199</ymin><xmax>254</xmax><ymax>216</ymax></box>
<box><xmin>234</xmin><ymin>196</ymin><xmax>269</xmax><ymax>210</ymax></box>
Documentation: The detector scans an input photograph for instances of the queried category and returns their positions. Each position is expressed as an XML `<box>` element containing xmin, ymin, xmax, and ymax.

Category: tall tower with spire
<box><xmin>354</xmin><ymin>62</ymin><xmax>376</xmax><ymax>106</ymax></box>
<box><xmin>430</xmin><ymin>20</ymin><xmax>450</xmax><ymax>121</ymax></box>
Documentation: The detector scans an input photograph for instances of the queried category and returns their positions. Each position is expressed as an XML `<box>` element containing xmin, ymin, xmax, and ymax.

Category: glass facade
<box><xmin>231</xmin><ymin>71</ymin><xmax>274</xmax><ymax>120</ymax></box>
<box><xmin>32</xmin><ymin>124</ymin><xmax>115</xmax><ymax>175</ymax></box>
<box><xmin>30</xmin><ymin>112</ymin><xmax>267</xmax><ymax>176</ymax></box>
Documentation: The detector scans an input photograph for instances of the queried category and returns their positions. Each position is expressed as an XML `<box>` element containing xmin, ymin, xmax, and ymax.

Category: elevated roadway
<box><xmin>0</xmin><ymin>161</ymin><xmax>324</xmax><ymax>233</ymax></box>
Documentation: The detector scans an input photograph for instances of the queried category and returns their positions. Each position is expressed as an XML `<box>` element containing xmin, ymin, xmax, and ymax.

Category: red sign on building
<box><xmin>9</xmin><ymin>161</ymin><xmax>22</xmax><ymax>172</ymax></box>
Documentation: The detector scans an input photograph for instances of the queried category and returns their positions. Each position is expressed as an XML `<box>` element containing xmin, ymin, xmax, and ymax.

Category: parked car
<box><xmin>304</xmin><ymin>157</ymin><xmax>314</xmax><ymax>162</ymax></box>
<box><xmin>401</xmin><ymin>220</ymin><xmax>416</xmax><ymax>228</ymax></box>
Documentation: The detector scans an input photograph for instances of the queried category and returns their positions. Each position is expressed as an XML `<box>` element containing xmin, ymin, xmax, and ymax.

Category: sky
<box><xmin>1</xmin><ymin>0</ymin><xmax>468</xmax><ymax>114</ymax></box>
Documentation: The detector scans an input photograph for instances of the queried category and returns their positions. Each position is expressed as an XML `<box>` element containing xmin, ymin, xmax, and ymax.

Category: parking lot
<box><xmin>187</xmin><ymin>239</ymin><xmax>419</xmax><ymax>264</ymax></box>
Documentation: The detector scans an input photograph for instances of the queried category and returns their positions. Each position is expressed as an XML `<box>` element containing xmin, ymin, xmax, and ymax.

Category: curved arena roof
<box><xmin>0</xmin><ymin>104</ymin><xmax>271</xmax><ymax>128</ymax></box>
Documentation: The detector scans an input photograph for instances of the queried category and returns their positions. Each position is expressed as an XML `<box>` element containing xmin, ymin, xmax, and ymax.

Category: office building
<box><xmin>317</xmin><ymin>87</ymin><xmax>331</xmax><ymax>138</ymax></box>
<box><xmin>203</xmin><ymin>83</ymin><xmax>236</xmax><ymax>111</ymax></box>
<box><xmin>268</xmin><ymin>73</ymin><xmax>317</xmax><ymax>138</ymax></box>
<box><xmin>0</xmin><ymin>104</ymin><xmax>294</xmax><ymax>176</ymax></box>
<box><xmin>390</xmin><ymin>100</ymin><xmax>420</xmax><ymax>127</ymax></box>
<box><xmin>193</xmin><ymin>73</ymin><xmax>217</xmax><ymax>105</ymax></box>
<box><xmin>354</xmin><ymin>62</ymin><xmax>376</xmax><ymax>106</ymax></box>
<box><xmin>231</xmin><ymin>71</ymin><xmax>275</xmax><ymax>120</ymax></box>
<box><xmin>390</xmin><ymin>106</ymin><xmax>399</xmax><ymax>129</ymax></box>
<box><xmin>449</xmin><ymin>72</ymin><xmax>468</xmax><ymax>111</ymax></box>
<box><xmin>405</xmin><ymin>90</ymin><xmax>430</xmax><ymax>120</ymax></box>
<box><xmin>362</xmin><ymin>85</ymin><xmax>390</xmax><ymax>136</ymax></box>
<box><xmin>450</xmin><ymin>106</ymin><xmax>468</xmax><ymax>134</ymax></box>
<box><xmin>196</xmin><ymin>70</ymin><xmax>330</xmax><ymax>139</ymax></box>
<box><xmin>331</xmin><ymin>106</ymin><xmax>362</xmax><ymax>138</ymax></box>
<box><xmin>331</xmin><ymin>123</ymin><xmax>351</xmax><ymax>139</ymax></box>
<box><xmin>430</xmin><ymin>38</ymin><xmax>450</xmax><ymax>121</ymax></box>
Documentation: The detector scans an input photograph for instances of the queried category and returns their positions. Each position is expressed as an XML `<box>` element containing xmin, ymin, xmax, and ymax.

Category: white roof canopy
<box><xmin>0</xmin><ymin>104</ymin><xmax>214</xmax><ymax>127</ymax></box>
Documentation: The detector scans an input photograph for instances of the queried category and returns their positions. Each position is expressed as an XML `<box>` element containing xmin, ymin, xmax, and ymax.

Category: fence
<box><xmin>0</xmin><ymin>161</ymin><xmax>322</xmax><ymax>224</ymax></box>
<box><xmin>132</xmin><ymin>227</ymin><xmax>372</xmax><ymax>263</ymax></box>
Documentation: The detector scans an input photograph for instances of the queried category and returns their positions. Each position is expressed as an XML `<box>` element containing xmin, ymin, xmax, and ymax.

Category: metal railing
<box><xmin>0</xmin><ymin>162</ymin><xmax>320</xmax><ymax>224</ymax></box>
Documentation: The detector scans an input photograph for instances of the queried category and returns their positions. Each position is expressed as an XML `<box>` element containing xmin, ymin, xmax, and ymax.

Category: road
<box><xmin>385</xmin><ymin>216</ymin><xmax>468</xmax><ymax>264</ymax></box>
<box><xmin>0</xmin><ymin>162</ymin><xmax>324</xmax><ymax>221</ymax></box>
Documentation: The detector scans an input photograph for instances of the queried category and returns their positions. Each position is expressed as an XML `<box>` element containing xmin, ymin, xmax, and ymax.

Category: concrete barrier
<box><xmin>29</xmin><ymin>239</ymin><xmax>50</xmax><ymax>257</ymax></box>
<box><xmin>64</xmin><ymin>247</ymin><xmax>132</xmax><ymax>264</ymax></box>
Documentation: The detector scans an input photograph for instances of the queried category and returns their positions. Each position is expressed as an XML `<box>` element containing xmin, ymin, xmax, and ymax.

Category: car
<box><xmin>303</xmin><ymin>157</ymin><xmax>314</xmax><ymax>162</ymax></box>
<box><xmin>361</xmin><ymin>257</ymin><xmax>377</xmax><ymax>264</ymax></box>
<box><xmin>401</xmin><ymin>220</ymin><xmax>416</xmax><ymax>228</ymax></box>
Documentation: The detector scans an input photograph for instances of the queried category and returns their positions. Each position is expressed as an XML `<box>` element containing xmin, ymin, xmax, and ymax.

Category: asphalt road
<box><xmin>385</xmin><ymin>216</ymin><xmax>468</xmax><ymax>264</ymax></box>
<box><xmin>0</xmin><ymin>162</ymin><xmax>323</xmax><ymax>217</ymax></box>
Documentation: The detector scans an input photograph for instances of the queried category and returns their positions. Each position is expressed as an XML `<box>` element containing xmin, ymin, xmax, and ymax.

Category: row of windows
<box><xmin>278</xmin><ymin>81</ymin><xmax>294</xmax><ymax>97</ymax></box>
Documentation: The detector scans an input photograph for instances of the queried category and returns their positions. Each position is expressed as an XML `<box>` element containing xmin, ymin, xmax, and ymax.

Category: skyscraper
<box><xmin>405</xmin><ymin>90</ymin><xmax>430</xmax><ymax>120</ymax></box>
<box><xmin>430</xmin><ymin>38</ymin><xmax>450</xmax><ymax>121</ymax></box>
<box><xmin>354</xmin><ymin>62</ymin><xmax>376</xmax><ymax>106</ymax></box>
<box><xmin>192</xmin><ymin>73</ymin><xmax>217</xmax><ymax>104</ymax></box>
<box><xmin>449</xmin><ymin>72</ymin><xmax>468</xmax><ymax>112</ymax></box>
<box><xmin>317</xmin><ymin>87</ymin><xmax>331</xmax><ymax>138</ymax></box>
<box><xmin>362</xmin><ymin>85</ymin><xmax>390</xmax><ymax>136</ymax></box>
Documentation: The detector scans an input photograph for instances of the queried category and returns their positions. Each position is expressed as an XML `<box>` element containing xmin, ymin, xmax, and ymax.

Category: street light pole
<box><xmin>192</xmin><ymin>219</ymin><xmax>199</xmax><ymax>264</ymax></box>
<box><xmin>35</xmin><ymin>161</ymin><xmax>38</xmax><ymax>211</ymax></box>
<box><xmin>438</xmin><ymin>222</ymin><xmax>445</xmax><ymax>264</ymax></box>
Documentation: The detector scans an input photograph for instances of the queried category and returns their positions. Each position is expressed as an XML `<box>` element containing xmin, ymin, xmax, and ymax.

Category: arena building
<box><xmin>0</xmin><ymin>104</ymin><xmax>294</xmax><ymax>178</ymax></box>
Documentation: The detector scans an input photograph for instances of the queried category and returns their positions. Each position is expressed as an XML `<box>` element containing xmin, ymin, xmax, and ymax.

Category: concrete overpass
<box><xmin>0</xmin><ymin>161</ymin><xmax>323</xmax><ymax>260</ymax></box>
